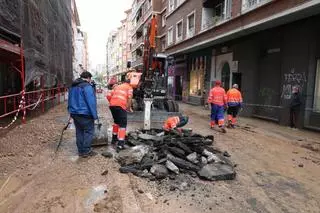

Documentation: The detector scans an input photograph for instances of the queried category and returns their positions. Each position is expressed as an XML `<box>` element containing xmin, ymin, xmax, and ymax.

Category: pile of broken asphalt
<box><xmin>102</xmin><ymin>129</ymin><xmax>236</xmax><ymax>184</ymax></box>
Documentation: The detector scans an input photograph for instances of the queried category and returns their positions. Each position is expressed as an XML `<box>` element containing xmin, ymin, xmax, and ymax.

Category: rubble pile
<box><xmin>111</xmin><ymin>129</ymin><xmax>236</xmax><ymax>182</ymax></box>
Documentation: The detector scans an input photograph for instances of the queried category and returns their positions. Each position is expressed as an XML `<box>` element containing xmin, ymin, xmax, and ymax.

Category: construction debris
<box><xmin>110</xmin><ymin>129</ymin><xmax>236</xmax><ymax>183</ymax></box>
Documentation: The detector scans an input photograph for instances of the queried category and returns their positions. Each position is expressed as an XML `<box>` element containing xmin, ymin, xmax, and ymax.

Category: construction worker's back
<box><xmin>208</xmin><ymin>86</ymin><xmax>227</xmax><ymax>106</ymax></box>
<box><xmin>227</xmin><ymin>88</ymin><xmax>242</xmax><ymax>107</ymax></box>
<box><xmin>109</xmin><ymin>83</ymin><xmax>133</xmax><ymax>110</ymax></box>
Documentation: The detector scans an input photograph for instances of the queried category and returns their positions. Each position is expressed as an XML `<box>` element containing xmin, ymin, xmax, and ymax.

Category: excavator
<box><xmin>129</xmin><ymin>15</ymin><xmax>180</xmax><ymax>129</ymax></box>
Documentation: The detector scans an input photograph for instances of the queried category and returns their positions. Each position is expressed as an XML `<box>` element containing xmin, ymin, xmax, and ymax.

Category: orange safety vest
<box><xmin>109</xmin><ymin>83</ymin><xmax>133</xmax><ymax>110</ymax></box>
<box><xmin>207</xmin><ymin>86</ymin><xmax>227</xmax><ymax>106</ymax></box>
<box><xmin>106</xmin><ymin>90</ymin><xmax>113</xmax><ymax>102</ymax></box>
<box><xmin>226</xmin><ymin>88</ymin><xmax>243</xmax><ymax>106</ymax></box>
<box><xmin>163</xmin><ymin>116</ymin><xmax>180</xmax><ymax>131</ymax></box>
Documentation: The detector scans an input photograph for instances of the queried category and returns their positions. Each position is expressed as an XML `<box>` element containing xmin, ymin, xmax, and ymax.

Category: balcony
<box><xmin>131</xmin><ymin>0</ymin><xmax>145</xmax><ymax>21</ymax></box>
<box><xmin>133</xmin><ymin>9</ymin><xmax>152</xmax><ymax>34</ymax></box>
<box><xmin>131</xmin><ymin>35</ymin><xmax>144</xmax><ymax>52</ymax></box>
<box><xmin>203</xmin><ymin>0</ymin><xmax>221</xmax><ymax>8</ymax></box>
<box><xmin>201</xmin><ymin>0</ymin><xmax>232</xmax><ymax>32</ymax></box>
<box><xmin>131</xmin><ymin>56</ymin><xmax>143</xmax><ymax>68</ymax></box>
<box><xmin>242</xmin><ymin>0</ymin><xmax>273</xmax><ymax>12</ymax></box>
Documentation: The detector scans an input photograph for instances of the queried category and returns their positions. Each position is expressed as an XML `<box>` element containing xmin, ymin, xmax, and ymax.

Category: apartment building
<box><xmin>106</xmin><ymin>30</ymin><xmax>120</xmax><ymax>78</ymax></box>
<box><xmin>106</xmin><ymin>9</ymin><xmax>133</xmax><ymax>81</ymax></box>
<box><xmin>130</xmin><ymin>0</ymin><xmax>164</xmax><ymax>70</ymax></box>
<box><xmin>164</xmin><ymin>0</ymin><xmax>320</xmax><ymax>130</ymax></box>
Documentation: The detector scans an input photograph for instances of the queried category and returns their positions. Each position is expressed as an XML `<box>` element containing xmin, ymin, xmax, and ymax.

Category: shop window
<box><xmin>189</xmin><ymin>57</ymin><xmax>205</xmax><ymax>96</ymax></box>
<box><xmin>314</xmin><ymin>59</ymin><xmax>320</xmax><ymax>112</ymax></box>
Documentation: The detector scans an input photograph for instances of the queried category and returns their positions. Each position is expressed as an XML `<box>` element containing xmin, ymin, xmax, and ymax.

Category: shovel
<box><xmin>55</xmin><ymin>117</ymin><xmax>71</xmax><ymax>154</ymax></box>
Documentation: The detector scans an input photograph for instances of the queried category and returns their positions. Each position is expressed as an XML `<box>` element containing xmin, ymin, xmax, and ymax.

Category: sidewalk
<box><xmin>179</xmin><ymin>103</ymin><xmax>320</xmax><ymax>152</ymax></box>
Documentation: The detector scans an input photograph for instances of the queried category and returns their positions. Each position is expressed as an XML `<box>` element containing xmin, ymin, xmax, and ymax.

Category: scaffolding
<box><xmin>0</xmin><ymin>0</ymin><xmax>73</xmax><ymax>125</ymax></box>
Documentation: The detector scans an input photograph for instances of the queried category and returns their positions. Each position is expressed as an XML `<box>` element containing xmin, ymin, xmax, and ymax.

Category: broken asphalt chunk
<box><xmin>115</xmin><ymin>145</ymin><xmax>149</xmax><ymax>166</ymax></box>
<box><xmin>166</xmin><ymin>160</ymin><xmax>179</xmax><ymax>174</ymax></box>
<box><xmin>198</xmin><ymin>164</ymin><xmax>236</xmax><ymax>181</ymax></box>
<box><xmin>150</xmin><ymin>164</ymin><xmax>168</xmax><ymax>179</ymax></box>
<box><xmin>167</xmin><ymin>154</ymin><xmax>200</xmax><ymax>172</ymax></box>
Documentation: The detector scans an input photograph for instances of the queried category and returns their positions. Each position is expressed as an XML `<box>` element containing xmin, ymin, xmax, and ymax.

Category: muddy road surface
<box><xmin>0</xmin><ymin>100</ymin><xmax>319</xmax><ymax>213</ymax></box>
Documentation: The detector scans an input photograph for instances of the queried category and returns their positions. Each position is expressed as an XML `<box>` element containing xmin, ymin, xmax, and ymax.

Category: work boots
<box><xmin>111</xmin><ymin>134</ymin><xmax>118</xmax><ymax>145</ymax></box>
<box><xmin>227</xmin><ymin>120</ymin><xmax>234</xmax><ymax>128</ymax></box>
<box><xmin>116</xmin><ymin>140</ymin><xmax>125</xmax><ymax>152</ymax></box>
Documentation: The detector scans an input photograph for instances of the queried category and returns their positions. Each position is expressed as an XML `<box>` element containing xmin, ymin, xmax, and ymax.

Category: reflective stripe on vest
<box><xmin>109</xmin><ymin>83</ymin><xmax>133</xmax><ymax>110</ymax></box>
<box><xmin>227</xmin><ymin>88</ymin><xmax>242</xmax><ymax>104</ymax></box>
<box><xmin>208</xmin><ymin>87</ymin><xmax>226</xmax><ymax>106</ymax></box>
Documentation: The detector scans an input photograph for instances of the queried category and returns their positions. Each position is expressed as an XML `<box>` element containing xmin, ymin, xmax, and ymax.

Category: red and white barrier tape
<box><xmin>0</xmin><ymin>90</ymin><xmax>25</xmax><ymax>129</ymax></box>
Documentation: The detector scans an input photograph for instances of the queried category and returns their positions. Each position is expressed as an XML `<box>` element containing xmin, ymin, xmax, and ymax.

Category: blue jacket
<box><xmin>68</xmin><ymin>78</ymin><xmax>98</xmax><ymax>119</ymax></box>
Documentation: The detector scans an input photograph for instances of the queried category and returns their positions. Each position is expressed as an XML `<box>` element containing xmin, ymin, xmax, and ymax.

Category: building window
<box><xmin>242</xmin><ymin>0</ymin><xmax>270</xmax><ymax>11</ymax></box>
<box><xmin>161</xmin><ymin>38</ymin><xmax>166</xmax><ymax>50</ymax></box>
<box><xmin>176</xmin><ymin>20</ymin><xmax>183</xmax><ymax>42</ymax></box>
<box><xmin>169</xmin><ymin>0</ymin><xmax>174</xmax><ymax>12</ymax></box>
<box><xmin>187</xmin><ymin>11</ymin><xmax>195</xmax><ymax>38</ymax></box>
<box><xmin>162</xmin><ymin>14</ymin><xmax>166</xmax><ymax>27</ymax></box>
<box><xmin>167</xmin><ymin>27</ymin><xmax>173</xmax><ymax>46</ymax></box>
<box><xmin>314</xmin><ymin>59</ymin><xmax>320</xmax><ymax>112</ymax></box>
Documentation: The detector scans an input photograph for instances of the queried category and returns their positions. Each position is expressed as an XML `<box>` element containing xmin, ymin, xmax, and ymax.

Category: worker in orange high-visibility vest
<box><xmin>226</xmin><ymin>84</ymin><xmax>243</xmax><ymax>128</ymax></box>
<box><xmin>107</xmin><ymin>73</ymin><xmax>134</xmax><ymax>151</ymax></box>
<box><xmin>207</xmin><ymin>80</ymin><xmax>227</xmax><ymax>133</ymax></box>
<box><xmin>163</xmin><ymin>115</ymin><xmax>189</xmax><ymax>135</ymax></box>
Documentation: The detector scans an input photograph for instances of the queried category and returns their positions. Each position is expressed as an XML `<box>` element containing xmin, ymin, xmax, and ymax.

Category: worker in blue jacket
<box><xmin>68</xmin><ymin>71</ymin><xmax>98</xmax><ymax>157</ymax></box>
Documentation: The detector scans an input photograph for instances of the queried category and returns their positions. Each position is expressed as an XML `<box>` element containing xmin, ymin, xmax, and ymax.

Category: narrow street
<box><xmin>0</xmin><ymin>98</ymin><xmax>319</xmax><ymax>213</ymax></box>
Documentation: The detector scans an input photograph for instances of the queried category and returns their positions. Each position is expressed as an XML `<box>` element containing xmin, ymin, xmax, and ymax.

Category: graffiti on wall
<box><xmin>281</xmin><ymin>68</ymin><xmax>307</xmax><ymax>100</ymax></box>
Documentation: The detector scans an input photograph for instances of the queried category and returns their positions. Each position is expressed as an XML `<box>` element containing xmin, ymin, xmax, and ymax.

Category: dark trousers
<box><xmin>290</xmin><ymin>107</ymin><xmax>299</xmax><ymax>128</ymax></box>
<box><xmin>177</xmin><ymin>116</ymin><xmax>188</xmax><ymax>128</ymax></box>
<box><xmin>71</xmin><ymin>114</ymin><xmax>94</xmax><ymax>155</ymax></box>
<box><xmin>227</xmin><ymin>106</ymin><xmax>240</xmax><ymax>118</ymax></box>
<box><xmin>109</xmin><ymin>106</ymin><xmax>127</xmax><ymax>128</ymax></box>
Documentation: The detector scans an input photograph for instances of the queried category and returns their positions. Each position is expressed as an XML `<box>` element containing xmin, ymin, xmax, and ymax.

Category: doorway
<box><xmin>232</xmin><ymin>72</ymin><xmax>242</xmax><ymax>91</ymax></box>
<box><xmin>175</xmin><ymin>75</ymin><xmax>182</xmax><ymax>101</ymax></box>
<box><xmin>221</xmin><ymin>62</ymin><xmax>230</xmax><ymax>90</ymax></box>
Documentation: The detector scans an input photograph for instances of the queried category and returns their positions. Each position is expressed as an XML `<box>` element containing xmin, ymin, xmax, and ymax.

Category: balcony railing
<box><xmin>131</xmin><ymin>57</ymin><xmax>143</xmax><ymax>68</ymax></box>
<box><xmin>201</xmin><ymin>16</ymin><xmax>226</xmax><ymax>31</ymax></box>
<box><xmin>133</xmin><ymin>9</ymin><xmax>152</xmax><ymax>33</ymax></box>
<box><xmin>131</xmin><ymin>36</ymin><xmax>144</xmax><ymax>51</ymax></box>
<box><xmin>242</xmin><ymin>0</ymin><xmax>272</xmax><ymax>12</ymax></box>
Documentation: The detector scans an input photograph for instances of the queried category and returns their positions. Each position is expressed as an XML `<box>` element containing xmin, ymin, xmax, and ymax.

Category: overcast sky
<box><xmin>76</xmin><ymin>0</ymin><xmax>132</xmax><ymax>68</ymax></box>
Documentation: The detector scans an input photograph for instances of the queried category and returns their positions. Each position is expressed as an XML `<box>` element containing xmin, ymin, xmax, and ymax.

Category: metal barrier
<box><xmin>0</xmin><ymin>86</ymin><xmax>67</xmax><ymax>128</ymax></box>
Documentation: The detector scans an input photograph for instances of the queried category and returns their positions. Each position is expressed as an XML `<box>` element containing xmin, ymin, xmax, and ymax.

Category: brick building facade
<box><xmin>164</xmin><ymin>0</ymin><xmax>320</xmax><ymax>130</ymax></box>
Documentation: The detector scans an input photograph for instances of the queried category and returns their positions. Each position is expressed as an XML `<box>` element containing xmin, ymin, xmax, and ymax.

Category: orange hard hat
<box><xmin>215</xmin><ymin>80</ymin><xmax>222</xmax><ymax>86</ymax></box>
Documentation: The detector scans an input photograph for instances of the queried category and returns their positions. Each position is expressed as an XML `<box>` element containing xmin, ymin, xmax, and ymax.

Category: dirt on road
<box><xmin>0</xmin><ymin>100</ymin><xmax>320</xmax><ymax>213</ymax></box>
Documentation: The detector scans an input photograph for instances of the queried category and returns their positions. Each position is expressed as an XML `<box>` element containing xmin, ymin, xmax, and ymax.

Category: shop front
<box><xmin>184</xmin><ymin>49</ymin><xmax>211</xmax><ymax>105</ymax></box>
